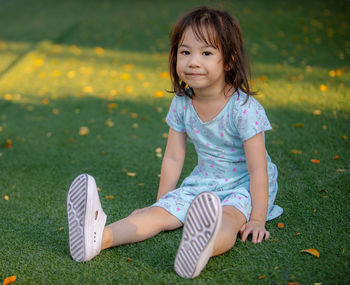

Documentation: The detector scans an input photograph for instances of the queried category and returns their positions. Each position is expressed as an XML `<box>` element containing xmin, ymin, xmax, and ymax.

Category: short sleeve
<box><xmin>233</xmin><ymin>96</ymin><xmax>272</xmax><ymax>141</ymax></box>
<box><xmin>166</xmin><ymin>95</ymin><xmax>186</xmax><ymax>133</ymax></box>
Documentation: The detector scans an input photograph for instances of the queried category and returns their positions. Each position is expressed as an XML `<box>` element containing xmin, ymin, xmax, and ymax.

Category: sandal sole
<box><xmin>67</xmin><ymin>174</ymin><xmax>88</xmax><ymax>262</ymax></box>
<box><xmin>174</xmin><ymin>192</ymin><xmax>222</xmax><ymax>279</ymax></box>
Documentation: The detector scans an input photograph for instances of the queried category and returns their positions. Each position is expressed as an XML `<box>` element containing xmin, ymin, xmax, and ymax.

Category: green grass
<box><xmin>0</xmin><ymin>0</ymin><xmax>349</xmax><ymax>284</ymax></box>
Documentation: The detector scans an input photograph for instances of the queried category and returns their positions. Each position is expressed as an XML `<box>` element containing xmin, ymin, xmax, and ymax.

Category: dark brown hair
<box><xmin>169</xmin><ymin>6</ymin><xmax>255</xmax><ymax>99</ymax></box>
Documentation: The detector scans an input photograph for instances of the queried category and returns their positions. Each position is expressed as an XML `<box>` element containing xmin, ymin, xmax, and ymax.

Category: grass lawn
<box><xmin>0</xmin><ymin>0</ymin><xmax>349</xmax><ymax>284</ymax></box>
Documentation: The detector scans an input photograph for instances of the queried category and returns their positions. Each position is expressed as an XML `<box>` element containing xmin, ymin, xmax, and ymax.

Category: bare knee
<box><xmin>147</xmin><ymin>206</ymin><xmax>182</xmax><ymax>231</ymax></box>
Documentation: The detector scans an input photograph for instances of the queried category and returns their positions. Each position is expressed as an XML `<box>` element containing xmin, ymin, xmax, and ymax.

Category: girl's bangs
<box><xmin>185</xmin><ymin>20</ymin><xmax>220</xmax><ymax>49</ymax></box>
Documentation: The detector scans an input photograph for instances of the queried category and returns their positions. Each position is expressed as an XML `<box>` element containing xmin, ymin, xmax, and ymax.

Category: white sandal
<box><xmin>174</xmin><ymin>192</ymin><xmax>222</xmax><ymax>278</ymax></box>
<box><xmin>67</xmin><ymin>174</ymin><xmax>107</xmax><ymax>262</ymax></box>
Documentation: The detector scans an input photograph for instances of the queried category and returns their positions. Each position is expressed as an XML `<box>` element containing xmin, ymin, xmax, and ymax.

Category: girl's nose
<box><xmin>188</xmin><ymin>54</ymin><xmax>200</xmax><ymax>68</ymax></box>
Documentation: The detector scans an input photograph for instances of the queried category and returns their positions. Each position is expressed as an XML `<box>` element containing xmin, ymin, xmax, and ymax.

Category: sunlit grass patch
<box><xmin>0</xmin><ymin>40</ymin><xmax>171</xmax><ymax>105</ymax></box>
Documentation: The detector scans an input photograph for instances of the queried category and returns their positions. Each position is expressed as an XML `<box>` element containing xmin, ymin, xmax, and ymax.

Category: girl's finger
<box><xmin>239</xmin><ymin>224</ymin><xmax>246</xmax><ymax>235</ymax></box>
<box><xmin>240</xmin><ymin>227</ymin><xmax>251</xmax><ymax>242</ymax></box>
<box><xmin>252</xmin><ymin>229</ymin><xmax>259</xmax><ymax>243</ymax></box>
<box><xmin>257</xmin><ymin>230</ymin><xmax>265</xmax><ymax>243</ymax></box>
<box><xmin>264</xmin><ymin>230</ymin><xmax>270</xmax><ymax>240</ymax></box>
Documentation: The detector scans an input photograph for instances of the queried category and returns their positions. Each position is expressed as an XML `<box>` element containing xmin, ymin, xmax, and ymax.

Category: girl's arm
<box><xmin>240</xmin><ymin>132</ymin><xmax>270</xmax><ymax>243</ymax></box>
<box><xmin>156</xmin><ymin>127</ymin><xmax>187</xmax><ymax>200</ymax></box>
<box><xmin>130</xmin><ymin>128</ymin><xmax>186</xmax><ymax>216</ymax></box>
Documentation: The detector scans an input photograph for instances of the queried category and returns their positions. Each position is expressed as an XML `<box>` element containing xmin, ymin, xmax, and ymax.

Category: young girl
<box><xmin>67</xmin><ymin>6</ymin><xmax>283</xmax><ymax>279</ymax></box>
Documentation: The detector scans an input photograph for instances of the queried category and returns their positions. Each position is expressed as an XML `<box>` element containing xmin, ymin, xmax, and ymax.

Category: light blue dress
<box><xmin>153</xmin><ymin>90</ymin><xmax>283</xmax><ymax>223</ymax></box>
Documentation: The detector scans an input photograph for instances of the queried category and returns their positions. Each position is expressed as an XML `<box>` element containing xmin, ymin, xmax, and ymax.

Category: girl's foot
<box><xmin>174</xmin><ymin>192</ymin><xmax>222</xmax><ymax>279</ymax></box>
<box><xmin>67</xmin><ymin>174</ymin><xmax>107</xmax><ymax>262</ymax></box>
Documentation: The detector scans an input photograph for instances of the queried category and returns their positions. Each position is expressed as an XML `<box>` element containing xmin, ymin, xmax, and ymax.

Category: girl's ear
<box><xmin>224</xmin><ymin>64</ymin><xmax>232</xmax><ymax>71</ymax></box>
<box><xmin>224</xmin><ymin>55</ymin><xmax>235</xmax><ymax>71</ymax></box>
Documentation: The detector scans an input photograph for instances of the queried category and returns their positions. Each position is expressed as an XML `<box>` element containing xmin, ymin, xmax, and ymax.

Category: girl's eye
<box><xmin>203</xmin><ymin>51</ymin><xmax>212</xmax><ymax>56</ymax></box>
<box><xmin>180</xmin><ymin>50</ymin><xmax>190</xmax><ymax>55</ymax></box>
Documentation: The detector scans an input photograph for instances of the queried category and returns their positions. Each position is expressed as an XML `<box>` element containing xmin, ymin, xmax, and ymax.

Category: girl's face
<box><xmin>176</xmin><ymin>27</ymin><xmax>226</xmax><ymax>95</ymax></box>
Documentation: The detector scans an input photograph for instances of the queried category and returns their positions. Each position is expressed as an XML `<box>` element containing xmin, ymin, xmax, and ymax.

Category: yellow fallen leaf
<box><xmin>300</xmin><ymin>248</ymin><xmax>320</xmax><ymax>258</ymax></box>
<box><xmin>293</xmin><ymin>123</ymin><xmax>304</xmax><ymax>128</ymax></box>
<box><xmin>67</xmin><ymin>71</ymin><xmax>76</xmax><ymax>78</ymax></box>
<box><xmin>290</xmin><ymin>149</ymin><xmax>302</xmax><ymax>154</ymax></box>
<box><xmin>4</xmin><ymin>93</ymin><xmax>12</xmax><ymax>101</ymax></box>
<box><xmin>258</xmin><ymin>274</ymin><xmax>266</xmax><ymax>280</ymax></box>
<box><xmin>105</xmin><ymin>119</ymin><xmax>114</xmax><ymax>127</ymax></box>
<box><xmin>3</xmin><ymin>275</ymin><xmax>16</xmax><ymax>285</ymax></box>
<box><xmin>83</xmin><ymin>86</ymin><xmax>94</xmax><ymax>94</ymax></box>
<box><xmin>137</xmin><ymin>73</ymin><xmax>145</xmax><ymax>80</ymax></box>
<box><xmin>162</xmin><ymin>132</ymin><xmax>168</xmax><ymax>139</ymax></box>
<box><xmin>126</xmin><ymin>172</ymin><xmax>136</xmax><ymax>177</ymax></box>
<box><xmin>125</xmin><ymin>86</ymin><xmax>132</xmax><ymax>93</ymax></box>
<box><xmin>258</xmin><ymin>75</ymin><xmax>267</xmax><ymax>81</ymax></box>
<box><xmin>95</xmin><ymin>47</ymin><xmax>104</xmax><ymax>55</ymax></box>
<box><xmin>105</xmin><ymin>195</ymin><xmax>115</xmax><ymax>200</ymax></box>
<box><xmin>52</xmin><ymin>70</ymin><xmax>61</xmax><ymax>76</ymax></box>
<box><xmin>154</xmin><ymin>90</ymin><xmax>164</xmax><ymax>98</ymax></box>
<box><xmin>52</xmin><ymin>109</ymin><xmax>60</xmax><ymax>115</ymax></box>
<box><xmin>42</xmin><ymin>98</ymin><xmax>49</xmax><ymax>105</ymax></box>
<box><xmin>5</xmin><ymin>139</ymin><xmax>12</xmax><ymax>148</ymax></box>
<box><xmin>35</xmin><ymin>58</ymin><xmax>44</xmax><ymax>66</ymax></box>
<box><xmin>313</xmin><ymin>110</ymin><xmax>321</xmax><ymax>115</ymax></box>
<box><xmin>336</xmin><ymin>169</ymin><xmax>345</xmax><ymax>173</ymax></box>
<box><xmin>97</xmin><ymin>187</ymin><xmax>101</xmax><ymax>192</ymax></box>
<box><xmin>343</xmin><ymin>135</ymin><xmax>348</xmax><ymax>140</ymax></box>
<box><xmin>108</xmin><ymin>103</ymin><xmax>118</xmax><ymax>109</ymax></box>
<box><xmin>160</xmin><ymin>72</ymin><xmax>169</xmax><ymax>78</ymax></box>
<box><xmin>335</xmin><ymin>69</ymin><xmax>342</xmax><ymax>76</ymax></box>
<box><xmin>123</xmin><ymin>64</ymin><xmax>133</xmax><ymax>71</ymax></box>
<box><xmin>4</xmin><ymin>195</ymin><xmax>9</xmax><ymax>200</ymax></box>
<box><xmin>332</xmin><ymin>155</ymin><xmax>339</xmax><ymax>160</ymax></box>
<box><xmin>79</xmin><ymin>126</ymin><xmax>89</xmax><ymax>136</ymax></box>
<box><xmin>132</xmin><ymin>123</ymin><xmax>139</xmax><ymax>128</ymax></box>
<box><xmin>59</xmin><ymin>227</ymin><xmax>64</xmax><ymax>231</ymax></box>
<box><xmin>320</xmin><ymin>84</ymin><xmax>328</xmax><ymax>92</ymax></box>
<box><xmin>130</xmin><ymin>113</ymin><xmax>138</xmax><ymax>119</ymax></box>
<box><xmin>155</xmin><ymin>147</ymin><xmax>162</xmax><ymax>153</ymax></box>
<box><xmin>121</xmin><ymin>73</ymin><xmax>130</xmax><ymax>80</ymax></box>
<box><xmin>311</xmin><ymin>159</ymin><xmax>320</xmax><ymax>164</ymax></box>
<box><xmin>277</xmin><ymin>222</ymin><xmax>285</xmax><ymax>228</ymax></box>
<box><xmin>109</xmin><ymin>89</ymin><xmax>118</xmax><ymax>96</ymax></box>
<box><xmin>329</xmin><ymin>70</ymin><xmax>336</xmax><ymax>77</ymax></box>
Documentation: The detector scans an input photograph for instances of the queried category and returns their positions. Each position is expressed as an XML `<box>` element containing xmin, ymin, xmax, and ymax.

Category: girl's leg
<box><xmin>174</xmin><ymin>192</ymin><xmax>246</xmax><ymax>279</ymax></box>
<box><xmin>101</xmin><ymin>206</ymin><xmax>182</xmax><ymax>250</ymax></box>
<box><xmin>211</xmin><ymin>205</ymin><xmax>246</xmax><ymax>256</ymax></box>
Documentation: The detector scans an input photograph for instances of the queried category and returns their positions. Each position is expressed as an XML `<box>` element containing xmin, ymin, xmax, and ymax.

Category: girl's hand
<box><xmin>129</xmin><ymin>206</ymin><xmax>151</xmax><ymax>216</ymax></box>
<box><xmin>239</xmin><ymin>220</ymin><xmax>270</xmax><ymax>243</ymax></box>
